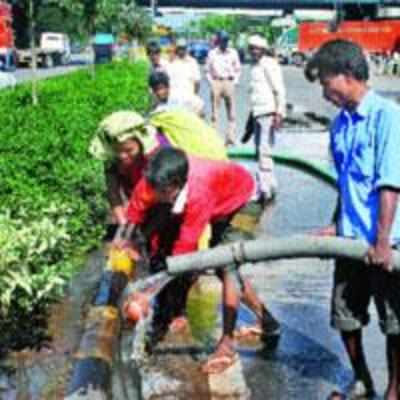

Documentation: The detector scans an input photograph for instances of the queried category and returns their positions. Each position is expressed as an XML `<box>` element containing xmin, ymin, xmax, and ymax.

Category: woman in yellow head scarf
<box><xmin>90</xmin><ymin>109</ymin><xmax>227</xmax><ymax>228</ymax></box>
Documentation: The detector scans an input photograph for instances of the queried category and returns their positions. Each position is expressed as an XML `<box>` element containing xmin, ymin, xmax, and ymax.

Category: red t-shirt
<box><xmin>127</xmin><ymin>156</ymin><xmax>255</xmax><ymax>255</ymax></box>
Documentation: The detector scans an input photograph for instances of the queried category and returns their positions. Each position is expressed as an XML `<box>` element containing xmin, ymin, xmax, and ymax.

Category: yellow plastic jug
<box><xmin>108</xmin><ymin>248</ymin><xmax>135</xmax><ymax>278</ymax></box>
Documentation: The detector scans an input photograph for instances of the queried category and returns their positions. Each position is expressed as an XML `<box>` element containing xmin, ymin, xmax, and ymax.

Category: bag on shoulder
<box><xmin>149</xmin><ymin>110</ymin><xmax>227</xmax><ymax>161</ymax></box>
<box><xmin>241</xmin><ymin>112</ymin><xmax>257</xmax><ymax>143</ymax></box>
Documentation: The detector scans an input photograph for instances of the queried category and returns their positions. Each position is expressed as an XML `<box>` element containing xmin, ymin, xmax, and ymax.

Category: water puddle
<box><xmin>0</xmin><ymin>251</ymin><xmax>104</xmax><ymax>399</ymax></box>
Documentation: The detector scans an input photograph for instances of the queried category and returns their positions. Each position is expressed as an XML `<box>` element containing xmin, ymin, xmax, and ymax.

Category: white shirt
<box><xmin>152</xmin><ymin>91</ymin><xmax>204</xmax><ymax>117</ymax></box>
<box><xmin>172</xmin><ymin>184</ymin><xmax>188</xmax><ymax>214</ymax></box>
<box><xmin>205</xmin><ymin>47</ymin><xmax>241</xmax><ymax>84</ymax></box>
<box><xmin>150</xmin><ymin>57</ymin><xmax>170</xmax><ymax>74</ymax></box>
<box><xmin>166</xmin><ymin>55</ymin><xmax>200</xmax><ymax>95</ymax></box>
<box><xmin>249</xmin><ymin>55</ymin><xmax>286</xmax><ymax>117</ymax></box>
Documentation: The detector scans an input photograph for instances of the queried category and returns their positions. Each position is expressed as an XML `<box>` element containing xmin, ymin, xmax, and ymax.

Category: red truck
<box><xmin>277</xmin><ymin>19</ymin><xmax>400</xmax><ymax>66</ymax></box>
<box><xmin>0</xmin><ymin>1</ymin><xmax>15</xmax><ymax>70</ymax></box>
<box><xmin>300</xmin><ymin>19</ymin><xmax>400</xmax><ymax>54</ymax></box>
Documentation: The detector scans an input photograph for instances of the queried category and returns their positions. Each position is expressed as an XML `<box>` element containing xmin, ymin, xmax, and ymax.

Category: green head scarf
<box><xmin>89</xmin><ymin>111</ymin><xmax>158</xmax><ymax>161</ymax></box>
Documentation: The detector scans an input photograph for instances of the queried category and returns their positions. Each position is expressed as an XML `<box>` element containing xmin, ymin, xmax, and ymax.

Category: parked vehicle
<box><xmin>17</xmin><ymin>32</ymin><xmax>71</xmax><ymax>68</ymax></box>
<box><xmin>275</xmin><ymin>27</ymin><xmax>298</xmax><ymax>65</ymax></box>
<box><xmin>93</xmin><ymin>33</ymin><xmax>115</xmax><ymax>64</ymax></box>
<box><xmin>0</xmin><ymin>2</ymin><xmax>16</xmax><ymax>71</ymax></box>
<box><xmin>188</xmin><ymin>40</ymin><xmax>210</xmax><ymax>64</ymax></box>
<box><xmin>0</xmin><ymin>3</ymin><xmax>71</xmax><ymax>70</ymax></box>
<box><xmin>276</xmin><ymin>19</ymin><xmax>400</xmax><ymax>66</ymax></box>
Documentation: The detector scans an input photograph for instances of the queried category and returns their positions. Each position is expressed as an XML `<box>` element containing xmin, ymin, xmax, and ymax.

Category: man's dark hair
<box><xmin>148</xmin><ymin>71</ymin><xmax>170</xmax><ymax>89</ymax></box>
<box><xmin>146</xmin><ymin>40</ymin><xmax>161</xmax><ymax>55</ymax></box>
<box><xmin>305</xmin><ymin>39</ymin><xmax>369</xmax><ymax>82</ymax></box>
<box><xmin>145</xmin><ymin>148</ymin><xmax>189</xmax><ymax>191</ymax></box>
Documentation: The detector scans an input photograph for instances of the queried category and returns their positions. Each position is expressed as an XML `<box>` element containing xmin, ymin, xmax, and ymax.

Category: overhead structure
<box><xmin>138</xmin><ymin>0</ymin><xmax>400</xmax><ymax>9</ymax></box>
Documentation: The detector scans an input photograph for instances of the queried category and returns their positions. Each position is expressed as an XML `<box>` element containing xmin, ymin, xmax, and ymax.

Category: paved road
<box><xmin>13</xmin><ymin>53</ymin><xmax>92</xmax><ymax>84</ymax></box>
<box><xmin>200</xmin><ymin>64</ymin><xmax>400</xmax><ymax>138</ymax></box>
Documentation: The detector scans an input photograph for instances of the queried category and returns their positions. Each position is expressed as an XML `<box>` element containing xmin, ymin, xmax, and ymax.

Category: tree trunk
<box><xmin>29</xmin><ymin>0</ymin><xmax>38</xmax><ymax>106</ymax></box>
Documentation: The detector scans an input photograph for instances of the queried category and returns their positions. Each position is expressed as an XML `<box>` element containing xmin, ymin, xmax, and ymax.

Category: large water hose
<box><xmin>227</xmin><ymin>147</ymin><xmax>337</xmax><ymax>188</ymax></box>
<box><xmin>119</xmin><ymin>235</ymin><xmax>400</xmax><ymax>313</ymax></box>
<box><xmin>166</xmin><ymin>235</ymin><xmax>400</xmax><ymax>276</ymax></box>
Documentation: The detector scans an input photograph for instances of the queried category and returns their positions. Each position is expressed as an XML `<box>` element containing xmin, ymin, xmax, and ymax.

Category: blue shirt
<box><xmin>330</xmin><ymin>90</ymin><xmax>400</xmax><ymax>244</ymax></box>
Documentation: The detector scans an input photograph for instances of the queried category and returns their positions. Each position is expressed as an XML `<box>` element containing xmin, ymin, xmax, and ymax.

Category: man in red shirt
<box><xmin>126</xmin><ymin>147</ymin><xmax>280</xmax><ymax>374</ymax></box>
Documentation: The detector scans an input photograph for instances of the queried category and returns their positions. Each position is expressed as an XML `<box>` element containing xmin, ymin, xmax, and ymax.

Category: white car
<box><xmin>40</xmin><ymin>32</ymin><xmax>71</xmax><ymax>65</ymax></box>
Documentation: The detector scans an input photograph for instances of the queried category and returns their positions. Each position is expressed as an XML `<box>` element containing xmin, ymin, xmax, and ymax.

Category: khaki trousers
<box><xmin>210</xmin><ymin>79</ymin><xmax>236</xmax><ymax>143</ymax></box>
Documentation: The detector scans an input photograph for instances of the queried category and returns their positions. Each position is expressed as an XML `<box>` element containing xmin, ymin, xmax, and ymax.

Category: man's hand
<box><xmin>365</xmin><ymin>239</ymin><xmax>392</xmax><ymax>271</ymax></box>
<box><xmin>123</xmin><ymin>292</ymin><xmax>150</xmax><ymax>324</ymax></box>
<box><xmin>310</xmin><ymin>224</ymin><xmax>337</xmax><ymax>237</ymax></box>
<box><xmin>111</xmin><ymin>239</ymin><xmax>141</xmax><ymax>262</ymax></box>
<box><xmin>112</xmin><ymin>205</ymin><xmax>128</xmax><ymax>225</ymax></box>
<box><xmin>272</xmin><ymin>114</ymin><xmax>283</xmax><ymax>130</ymax></box>
<box><xmin>365</xmin><ymin>189</ymin><xmax>399</xmax><ymax>271</ymax></box>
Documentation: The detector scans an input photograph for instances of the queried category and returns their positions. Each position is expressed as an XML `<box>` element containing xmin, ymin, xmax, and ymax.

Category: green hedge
<box><xmin>0</xmin><ymin>62</ymin><xmax>150</xmax><ymax>350</ymax></box>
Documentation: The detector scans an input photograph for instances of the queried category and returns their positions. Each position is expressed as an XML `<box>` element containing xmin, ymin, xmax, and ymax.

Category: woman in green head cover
<box><xmin>89</xmin><ymin>110</ymin><xmax>162</xmax><ymax>228</ymax></box>
<box><xmin>90</xmin><ymin>109</ymin><xmax>227</xmax><ymax>229</ymax></box>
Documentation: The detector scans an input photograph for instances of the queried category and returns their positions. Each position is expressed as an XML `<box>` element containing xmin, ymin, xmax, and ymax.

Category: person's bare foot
<box><xmin>201</xmin><ymin>338</ymin><xmax>237</xmax><ymax>374</ymax></box>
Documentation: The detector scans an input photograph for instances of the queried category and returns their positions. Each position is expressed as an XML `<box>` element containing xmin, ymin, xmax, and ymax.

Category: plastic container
<box><xmin>108</xmin><ymin>248</ymin><xmax>135</xmax><ymax>278</ymax></box>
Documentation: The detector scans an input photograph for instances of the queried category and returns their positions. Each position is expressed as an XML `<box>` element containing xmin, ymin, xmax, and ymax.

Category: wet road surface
<box><xmin>238</xmin><ymin>161</ymin><xmax>387</xmax><ymax>399</ymax></box>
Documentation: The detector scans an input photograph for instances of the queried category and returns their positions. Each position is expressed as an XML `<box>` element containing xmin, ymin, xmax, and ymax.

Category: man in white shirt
<box><xmin>247</xmin><ymin>35</ymin><xmax>286</xmax><ymax>203</ymax></box>
<box><xmin>205</xmin><ymin>31</ymin><xmax>241</xmax><ymax>146</ymax></box>
<box><xmin>166</xmin><ymin>38</ymin><xmax>201</xmax><ymax>96</ymax></box>
<box><xmin>149</xmin><ymin>71</ymin><xmax>204</xmax><ymax>117</ymax></box>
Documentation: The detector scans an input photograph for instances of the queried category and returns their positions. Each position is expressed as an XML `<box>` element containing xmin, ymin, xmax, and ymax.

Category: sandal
<box><xmin>234</xmin><ymin>324</ymin><xmax>264</xmax><ymax>339</ymax></box>
<box><xmin>234</xmin><ymin>314</ymin><xmax>281</xmax><ymax>341</ymax></box>
<box><xmin>201</xmin><ymin>352</ymin><xmax>238</xmax><ymax>374</ymax></box>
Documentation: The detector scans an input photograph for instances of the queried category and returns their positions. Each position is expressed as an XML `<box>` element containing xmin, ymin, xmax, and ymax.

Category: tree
<box><xmin>53</xmin><ymin>0</ymin><xmax>152</xmax><ymax>42</ymax></box>
<box><xmin>11</xmin><ymin>0</ymin><xmax>42</xmax><ymax>104</ymax></box>
<box><xmin>190</xmin><ymin>14</ymin><xmax>282</xmax><ymax>47</ymax></box>
<box><xmin>36</xmin><ymin>3</ymin><xmax>85</xmax><ymax>41</ymax></box>
<box><xmin>10</xmin><ymin>0</ymin><xmax>153</xmax><ymax>103</ymax></box>
<box><xmin>118</xmin><ymin>2</ymin><xmax>152</xmax><ymax>43</ymax></box>
<box><xmin>196</xmin><ymin>15</ymin><xmax>237</xmax><ymax>39</ymax></box>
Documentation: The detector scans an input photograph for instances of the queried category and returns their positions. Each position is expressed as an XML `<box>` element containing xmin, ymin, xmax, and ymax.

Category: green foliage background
<box><xmin>12</xmin><ymin>0</ymin><xmax>153</xmax><ymax>46</ymax></box>
<box><xmin>189</xmin><ymin>15</ymin><xmax>282</xmax><ymax>46</ymax></box>
<box><xmin>0</xmin><ymin>61</ymin><xmax>150</xmax><ymax>352</ymax></box>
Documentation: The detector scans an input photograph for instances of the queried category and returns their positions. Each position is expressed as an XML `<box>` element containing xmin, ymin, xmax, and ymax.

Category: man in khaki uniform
<box><xmin>206</xmin><ymin>31</ymin><xmax>241</xmax><ymax>146</ymax></box>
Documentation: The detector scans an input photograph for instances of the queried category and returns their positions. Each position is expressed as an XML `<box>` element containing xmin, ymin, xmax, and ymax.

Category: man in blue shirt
<box><xmin>305</xmin><ymin>40</ymin><xmax>400</xmax><ymax>400</ymax></box>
